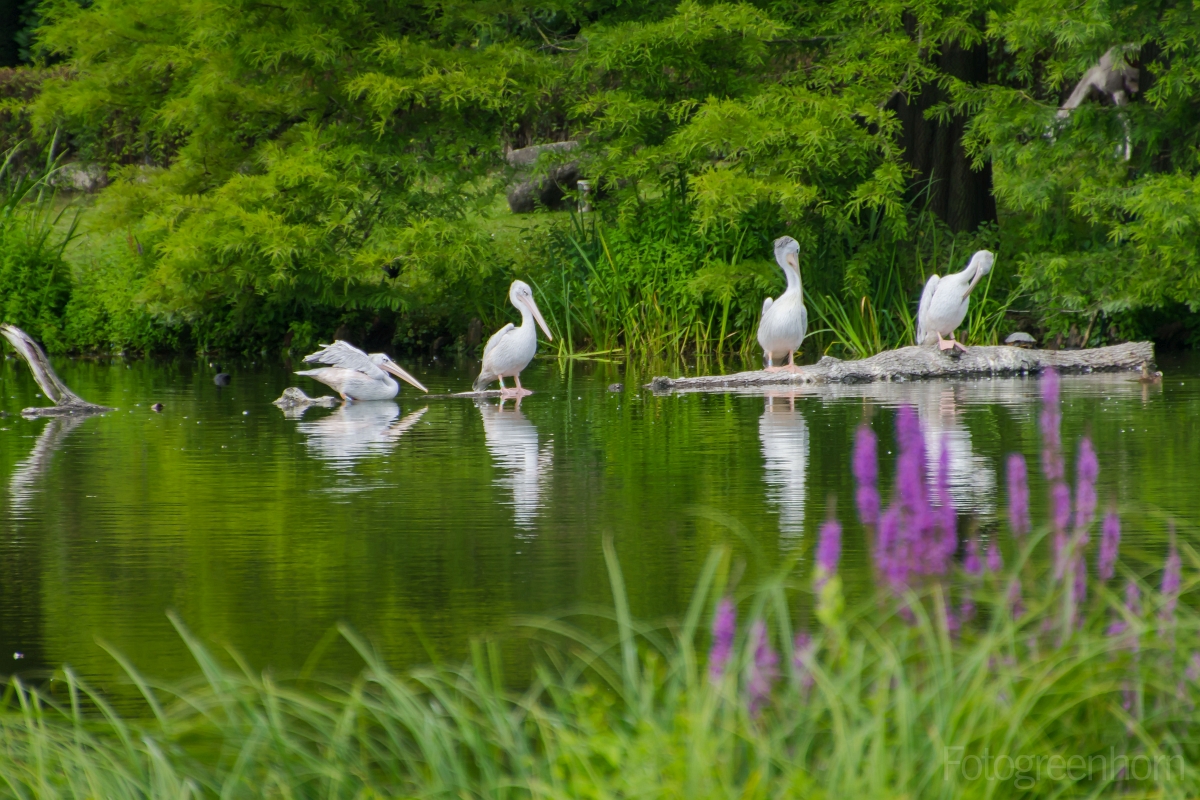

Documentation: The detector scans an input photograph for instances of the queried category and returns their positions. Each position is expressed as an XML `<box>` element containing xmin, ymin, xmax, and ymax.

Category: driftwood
<box><xmin>648</xmin><ymin>341</ymin><xmax>1155</xmax><ymax>393</ymax></box>
<box><xmin>0</xmin><ymin>324</ymin><xmax>113</xmax><ymax>416</ymax></box>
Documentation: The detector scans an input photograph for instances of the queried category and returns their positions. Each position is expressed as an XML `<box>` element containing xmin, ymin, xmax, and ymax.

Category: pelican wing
<box><xmin>302</xmin><ymin>340</ymin><xmax>385</xmax><ymax>381</ymax></box>
<box><xmin>482</xmin><ymin>323</ymin><xmax>515</xmax><ymax>364</ymax></box>
<box><xmin>762</xmin><ymin>296</ymin><xmax>774</xmax><ymax>316</ymax></box>
<box><xmin>916</xmin><ymin>274</ymin><xmax>940</xmax><ymax>344</ymax></box>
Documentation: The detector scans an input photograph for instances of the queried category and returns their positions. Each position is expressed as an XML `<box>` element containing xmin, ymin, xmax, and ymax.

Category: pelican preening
<box><xmin>297</xmin><ymin>341</ymin><xmax>428</xmax><ymax>401</ymax></box>
<box><xmin>757</xmin><ymin>236</ymin><xmax>808</xmax><ymax>372</ymax></box>
<box><xmin>474</xmin><ymin>280</ymin><xmax>553</xmax><ymax>398</ymax></box>
<box><xmin>916</xmin><ymin>250</ymin><xmax>995</xmax><ymax>352</ymax></box>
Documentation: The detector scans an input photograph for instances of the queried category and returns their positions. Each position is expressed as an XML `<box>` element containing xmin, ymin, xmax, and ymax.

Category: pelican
<box><xmin>757</xmin><ymin>236</ymin><xmax>808</xmax><ymax>372</ymax></box>
<box><xmin>296</xmin><ymin>341</ymin><xmax>427</xmax><ymax>401</ymax></box>
<box><xmin>916</xmin><ymin>250</ymin><xmax>994</xmax><ymax>351</ymax></box>
<box><xmin>473</xmin><ymin>280</ymin><xmax>553</xmax><ymax>397</ymax></box>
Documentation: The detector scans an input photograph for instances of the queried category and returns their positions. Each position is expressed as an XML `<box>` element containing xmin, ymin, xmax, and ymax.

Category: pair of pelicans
<box><xmin>297</xmin><ymin>237</ymin><xmax>994</xmax><ymax>402</ymax></box>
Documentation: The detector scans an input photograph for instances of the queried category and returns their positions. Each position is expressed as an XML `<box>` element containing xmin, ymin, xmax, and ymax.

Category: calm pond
<box><xmin>1</xmin><ymin>351</ymin><xmax>1198</xmax><ymax>694</ymax></box>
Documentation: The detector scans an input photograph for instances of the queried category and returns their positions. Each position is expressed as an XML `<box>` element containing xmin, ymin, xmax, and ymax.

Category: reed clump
<box><xmin>2</xmin><ymin>370</ymin><xmax>1197</xmax><ymax>798</ymax></box>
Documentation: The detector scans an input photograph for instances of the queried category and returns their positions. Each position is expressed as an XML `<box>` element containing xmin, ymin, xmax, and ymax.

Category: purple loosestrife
<box><xmin>814</xmin><ymin>517</ymin><xmax>842</xmax><ymax>591</ymax></box>
<box><xmin>964</xmin><ymin>537</ymin><xmax>983</xmax><ymax>576</ymax></box>
<box><xmin>1074</xmin><ymin>437</ymin><xmax>1099</xmax><ymax>531</ymax></box>
<box><xmin>876</xmin><ymin>506</ymin><xmax>908</xmax><ymax>591</ymax></box>
<box><xmin>708</xmin><ymin>598</ymin><xmax>736</xmax><ymax>684</ymax></box>
<box><xmin>1006</xmin><ymin>578</ymin><xmax>1025</xmax><ymax>618</ymax></box>
<box><xmin>1161</xmin><ymin>531</ymin><xmax>1182</xmax><ymax>627</ymax></box>
<box><xmin>987</xmin><ymin>541</ymin><xmax>1003</xmax><ymax>574</ymax></box>
<box><xmin>1072</xmin><ymin>555</ymin><xmax>1087</xmax><ymax>617</ymax></box>
<box><xmin>853</xmin><ymin>425</ymin><xmax>880</xmax><ymax>528</ymax></box>
<box><xmin>747</xmin><ymin>621</ymin><xmax>779</xmax><ymax>716</ymax></box>
<box><xmin>1098</xmin><ymin>511</ymin><xmax>1121</xmax><ymax>581</ymax></box>
<box><xmin>1107</xmin><ymin>580</ymin><xmax>1141</xmax><ymax>647</ymax></box>
<box><xmin>1007</xmin><ymin>454</ymin><xmax>1031</xmax><ymax>536</ymax></box>
<box><xmin>792</xmin><ymin>631</ymin><xmax>814</xmax><ymax>695</ymax></box>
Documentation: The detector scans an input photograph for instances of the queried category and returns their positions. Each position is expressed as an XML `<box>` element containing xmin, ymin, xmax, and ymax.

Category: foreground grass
<box><xmin>0</xmin><ymin>532</ymin><xmax>1197</xmax><ymax>799</ymax></box>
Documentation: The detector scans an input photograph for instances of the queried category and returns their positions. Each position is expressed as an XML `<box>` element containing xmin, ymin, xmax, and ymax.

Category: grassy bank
<box><xmin>2</xmin><ymin>372</ymin><xmax>1198</xmax><ymax>798</ymax></box>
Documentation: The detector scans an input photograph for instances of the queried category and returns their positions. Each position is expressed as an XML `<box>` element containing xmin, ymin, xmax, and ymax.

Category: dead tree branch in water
<box><xmin>1</xmin><ymin>325</ymin><xmax>112</xmax><ymax>416</ymax></box>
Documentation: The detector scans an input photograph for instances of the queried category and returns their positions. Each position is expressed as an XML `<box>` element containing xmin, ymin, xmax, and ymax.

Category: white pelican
<box><xmin>296</xmin><ymin>341</ymin><xmax>427</xmax><ymax>401</ymax></box>
<box><xmin>473</xmin><ymin>280</ymin><xmax>553</xmax><ymax>397</ymax></box>
<box><xmin>916</xmin><ymin>250</ymin><xmax>994</xmax><ymax>351</ymax></box>
<box><xmin>757</xmin><ymin>236</ymin><xmax>807</xmax><ymax>372</ymax></box>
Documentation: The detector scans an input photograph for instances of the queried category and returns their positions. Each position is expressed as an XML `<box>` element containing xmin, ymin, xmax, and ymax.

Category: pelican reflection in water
<box><xmin>915</xmin><ymin>386</ymin><xmax>996</xmax><ymax>515</ymax></box>
<box><xmin>297</xmin><ymin>402</ymin><xmax>427</xmax><ymax>470</ymax></box>
<box><xmin>477</xmin><ymin>400</ymin><xmax>551</xmax><ymax>531</ymax></box>
<box><xmin>759</xmin><ymin>392</ymin><xmax>809</xmax><ymax>543</ymax></box>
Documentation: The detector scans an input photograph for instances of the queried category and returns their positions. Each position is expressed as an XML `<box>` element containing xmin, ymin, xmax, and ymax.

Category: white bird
<box><xmin>296</xmin><ymin>341</ymin><xmax>427</xmax><ymax>401</ymax></box>
<box><xmin>916</xmin><ymin>250</ymin><xmax>995</xmax><ymax>352</ymax></box>
<box><xmin>473</xmin><ymin>280</ymin><xmax>553</xmax><ymax>397</ymax></box>
<box><xmin>299</xmin><ymin>403</ymin><xmax>427</xmax><ymax>469</ymax></box>
<box><xmin>757</xmin><ymin>236</ymin><xmax>808</xmax><ymax>372</ymax></box>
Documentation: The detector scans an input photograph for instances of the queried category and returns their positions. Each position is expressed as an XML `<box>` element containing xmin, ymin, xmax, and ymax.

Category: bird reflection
<box><xmin>297</xmin><ymin>402</ymin><xmax>426</xmax><ymax>469</ymax></box>
<box><xmin>10</xmin><ymin>416</ymin><xmax>87</xmax><ymax>517</ymax></box>
<box><xmin>759</xmin><ymin>392</ymin><xmax>808</xmax><ymax>543</ymax></box>
<box><xmin>915</xmin><ymin>386</ymin><xmax>996</xmax><ymax>515</ymax></box>
<box><xmin>477</xmin><ymin>400</ymin><xmax>551</xmax><ymax>532</ymax></box>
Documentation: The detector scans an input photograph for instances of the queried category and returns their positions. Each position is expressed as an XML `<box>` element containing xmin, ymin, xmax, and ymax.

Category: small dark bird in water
<box><xmin>1138</xmin><ymin>361</ymin><xmax>1162</xmax><ymax>384</ymax></box>
<box><xmin>213</xmin><ymin>366</ymin><xmax>231</xmax><ymax>386</ymax></box>
<box><xmin>151</xmin><ymin>403</ymin><xmax>164</xmax><ymax>412</ymax></box>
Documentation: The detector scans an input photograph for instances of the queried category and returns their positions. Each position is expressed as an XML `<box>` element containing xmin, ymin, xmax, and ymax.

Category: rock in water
<box><xmin>273</xmin><ymin>387</ymin><xmax>339</xmax><ymax>414</ymax></box>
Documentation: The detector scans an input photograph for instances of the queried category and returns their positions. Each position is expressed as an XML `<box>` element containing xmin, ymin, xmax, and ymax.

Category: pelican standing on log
<box><xmin>916</xmin><ymin>250</ymin><xmax>995</xmax><ymax>352</ymax></box>
<box><xmin>297</xmin><ymin>341</ymin><xmax>428</xmax><ymax>401</ymax></box>
<box><xmin>757</xmin><ymin>236</ymin><xmax>808</xmax><ymax>372</ymax></box>
<box><xmin>473</xmin><ymin>280</ymin><xmax>553</xmax><ymax>398</ymax></box>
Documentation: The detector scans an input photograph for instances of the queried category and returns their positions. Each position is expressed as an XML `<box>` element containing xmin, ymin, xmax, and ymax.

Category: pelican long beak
<box><xmin>382</xmin><ymin>361</ymin><xmax>428</xmax><ymax>393</ymax></box>
<box><xmin>525</xmin><ymin>296</ymin><xmax>553</xmax><ymax>342</ymax></box>
<box><xmin>962</xmin><ymin>262</ymin><xmax>988</xmax><ymax>301</ymax></box>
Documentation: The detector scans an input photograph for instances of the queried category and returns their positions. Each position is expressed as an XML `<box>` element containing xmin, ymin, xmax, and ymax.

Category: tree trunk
<box><xmin>889</xmin><ymin>32</ymin><xmax>997</xmax><ymax>233</ymax></box>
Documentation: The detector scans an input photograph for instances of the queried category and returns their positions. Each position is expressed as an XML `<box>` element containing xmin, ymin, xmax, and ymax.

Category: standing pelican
<box><xmin>757</xmin><ymin>236</ymin><xmax>808</xmax><ymax>372</ymax></box>
<box><xmin>916</xmin><ymin>250</ymin><xmax>994</xmax><ymax>351</ymax></box>
<box><xmin>473</xmin><ymin>280</ymin><xmax>553</xmax><ymax>397</ymax></box>
<box><xmin>297</xmin><ymin>341</ymin><xmax>427</xmax><ymax>401</ymax></box>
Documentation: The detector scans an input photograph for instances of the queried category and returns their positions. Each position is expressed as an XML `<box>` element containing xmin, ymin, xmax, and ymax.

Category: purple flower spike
<box><xmin>1072</xmin><ymin>554</ymin><xmax>1087</xmax><ymax>613</ymax></box>
<box><xmin>1161</xmin><ymin>530</ymin><xmax>1182</xmax><ymax>625</ymax></box>
<box><xmin>792</xmin><ymin>631</ymin><xmax>814</xmax><ymax>694</ymax></box>
<box><xmin>1098</xmin><ymin>511</ymin><xmax>1120</xmax><ymax>581</ymax></box>
<box><xmin>987</xmin><ymin>541</ymin><xmax>1003</xmax><ymax>574</ymax></box>
<box><xmin>814</xmin><ymin>517</ymin><xmax>842</xmax><ymax>591</ymax></box>
<box><xmin>747</xmin><ymin>621</ymin><xmax>779</xmax><ymax>716</ymax></box>
<box><xmin>1074</xmin><ymin>438</ymin><xmax>1099</xmax><ymax>530</ymax></box>
<box><xmin>1107</xmin><ymin>580</ymin><xmax>1141</xmax><ymax>646</ymax></box>
<box><xmin>964</xmin><ymin>537</ymin><xmax>982</xmax><ymax>576</ymax></box>
<box><xmin>1006</xmin><ymin>578</ymin><xmax>1025</xmax><ymax>618</ymax></box>
<box><xmin>708</xmin><ymin>598</ymin><xmax>736</xmax><ymax>684</ymax></box>
<box><xmin>1007</xmin><ymin>454</ymin><xmax>1030</xmax><ymax>536</ymax></box>
<box><xmin>853</xmin><ymin>426</ymin><xmax>880</xmax><ymax>528</ymax></box>
<box><xmin>1051</xmin><ymin>482</ymin><xmax>1072</xmax><ymax>534</ymax></box>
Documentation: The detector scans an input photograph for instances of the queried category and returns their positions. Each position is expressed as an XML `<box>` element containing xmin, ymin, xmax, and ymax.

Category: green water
<box><xmin>1</xmin><ymin>352</ymin><xmax>1198</xmax><ymax>693</ymax></box>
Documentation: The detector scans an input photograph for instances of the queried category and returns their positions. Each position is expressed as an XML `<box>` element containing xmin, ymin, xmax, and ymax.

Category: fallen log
<box><xmin>0</xmin><ymin>324</ymin><xmax>113</xmax><ymax>416</ymax></box>
<box><xmin>648</xmin><ymin>342</ymin><xmax>1155</xmax><ymax>392</ymax></box>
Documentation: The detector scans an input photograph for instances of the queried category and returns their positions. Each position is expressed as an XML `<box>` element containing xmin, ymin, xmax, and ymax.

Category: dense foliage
<box><xmin>0</xmin><ymin>0</ymin><xmax>1197</xmax><ymax>353</ymax></box>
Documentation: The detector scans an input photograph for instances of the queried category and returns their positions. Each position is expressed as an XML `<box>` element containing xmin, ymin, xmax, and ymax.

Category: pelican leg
<box><xmin>781</xmin><ymin>350</ymin><xmax>803</xmax><ymax>374</ymax></box>
<box><xmin>937</xmin><ymin>331</ymin><xmax>956</xmax><ymax>351</ymax></box>
<box><xmin>951</xmin><ymin>332</ymin><xmax>969</xmax><ymax>353</ymax></box>
<box><xmin>498</xmin><ymin>375</ymin><xmax>520</xmax><ymax>399</ymax></box>
<box><xmin>764</xmin><ymin>353</ymin><xmax>786</xmax><ymax>373</ymax></box>
<box><xmin>513</xmin><ymin>374</ymin><xmax>532</xmax><ymax>397</ymax></box>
